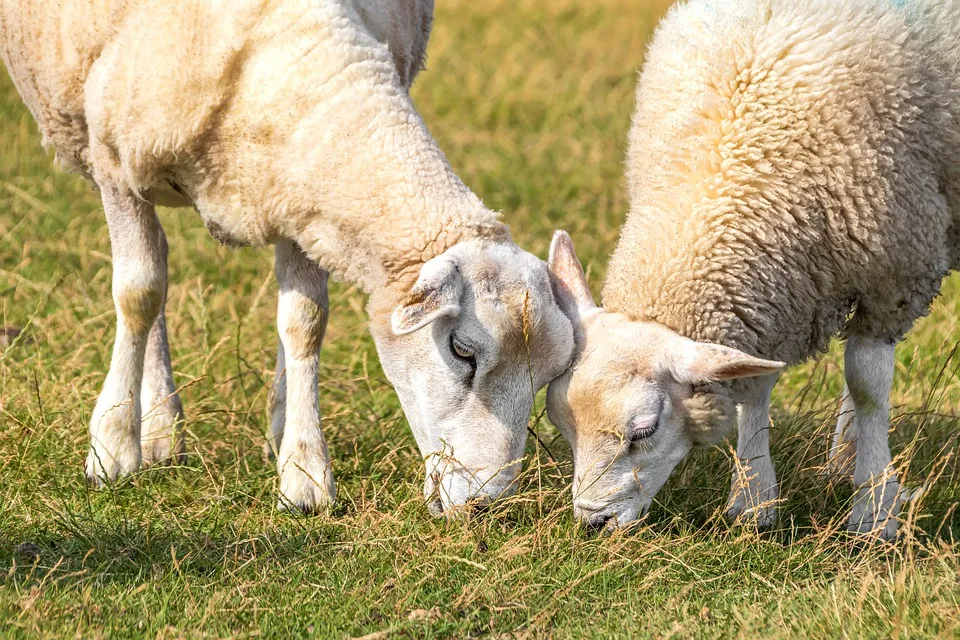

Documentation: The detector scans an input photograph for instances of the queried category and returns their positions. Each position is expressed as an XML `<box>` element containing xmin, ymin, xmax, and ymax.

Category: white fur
<box><xmin>2</xmin><ymin>0</ymin><xmax>576</xmax><ymax>513</ymax></box>
<box><xmin>85</xmin><ymin>184</ymin><xmax>164</xmax><ymax>483</ymax></box>
<box><xmin>725</xmin><ymin>374</ymin><xmax>779</xmax><ymax>528</ymax></box>
<box><xmin>548</xmin><ymin>0</ymin><xmax>959</xmax><ymax>539</ymax></box>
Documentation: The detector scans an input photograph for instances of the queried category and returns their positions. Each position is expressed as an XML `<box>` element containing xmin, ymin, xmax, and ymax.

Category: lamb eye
<box><xmin>627</xmin><ymin>414</ymin><xmax>659</xmax><ymax>442</ymax></box>
<box><xmin>450</xmin><ymin>335</ymin><xmax>476</xmax><ymax>364</ymax></box>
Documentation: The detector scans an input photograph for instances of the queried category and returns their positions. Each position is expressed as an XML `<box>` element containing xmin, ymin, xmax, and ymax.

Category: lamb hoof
<box><xmin>84</xmin><ymin>442</ymin><xmax>140</xmax><ymax>486</ymax></box>
<box><xmin>426</xmin><ymin>497</ymin><xmax>445</xmax><ymax>517</ymax></box>
<box><xmin>140</xmin><ymin>403</ymin><xmax>185</xmax><ymax>466</ymax></box>
<box><xmin>277</xmin><ymin>458</ymin><xmax>336</xmax><ymax>515</ymax></box>
<box><xmin>726</xmin><ymin>479</ymin><xmax>779</xmax><ymax>529</ymax></box>
<box><xmin>85</xmin><ymin>407</ymin><xmax>141</xmax><ymax>486</ymax></box>
<box><xmin>847</xmin><ymin>483</ymin><xmax>920</xmax><ymax>542</ymax></box>
<box><xmin>725</xmin><ymin>502</ymin><xmax>778</xmax><ymax>529</ymax></box>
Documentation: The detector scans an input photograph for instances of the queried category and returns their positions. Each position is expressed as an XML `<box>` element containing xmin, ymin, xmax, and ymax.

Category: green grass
<box><xmin>2</xmin><ymin>0</ymin><xmax>960</xmax><ymax>637</ymax></box>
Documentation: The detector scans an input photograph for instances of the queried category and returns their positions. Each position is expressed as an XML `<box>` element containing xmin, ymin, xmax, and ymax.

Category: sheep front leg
<box><xmin>140</xmin><ymin>225</ymin><xmax>186</xmax><ymax>465</ymax></box>
<box><xmin>273</xmin><ymin>239</ymin><xmax>335</xmax><ymax>513</ymax></box>
<box><xmin>726</xmin><ymin>374</ymin><xmax>779</xmax><ymax>528</ymax></box>
<box><xmin>86</xmin><ymin>184</ymin><xmax>166</xmax><ymax>484</ymax></box>
<box><xmin>824</xmin><ymin>385</ymin><xmax>857</xmax><ymax>479</ymax></box>
<box><xmin>845</xmin><ymin>335</ymin><xmax>904</xmax><ymax>540</ymax></box>
<box><xmin>264</xmin><ymin>339</ymin><xmax>286</xmax><ymax>460</ymax></box>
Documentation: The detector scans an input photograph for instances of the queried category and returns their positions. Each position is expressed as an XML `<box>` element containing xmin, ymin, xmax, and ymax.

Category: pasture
<box><xmin>2</xmin><ymin>0</ymin><xmax>960</xmax><ymax>637</ymax></box>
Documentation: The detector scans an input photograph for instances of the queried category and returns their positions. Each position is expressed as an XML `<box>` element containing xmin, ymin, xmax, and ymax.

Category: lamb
<box><xmin>546</xmin><ymin>0</ymin><xmax>960</xmax><ymax>540</ymax></box>
<box><xmin>0</xmin><ymin>0</ymin><xmax>576</xmax><ymax>515</ymax></box>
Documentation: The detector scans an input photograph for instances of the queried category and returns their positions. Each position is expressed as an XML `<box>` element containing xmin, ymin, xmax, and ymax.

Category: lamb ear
<box><xmin>671</xmin><ymin>339</ymin><xmax>785</xmax><ymax>384</ymax></box>
<box><xmin>548</xmin><ymin>230</ymin><xmax>596</xmax><ymax>319</ymax></box>
<box><xmin>391</xmin><ymin>254</ymin><xmax>463</xmax><ymax>335</ymax></box>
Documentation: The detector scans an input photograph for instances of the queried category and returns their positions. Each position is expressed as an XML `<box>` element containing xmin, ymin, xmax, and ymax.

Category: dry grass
<box><xmin>2</xmin><ymin>0</ymin><xmax>960</xmax><ymax>637</ymax></box>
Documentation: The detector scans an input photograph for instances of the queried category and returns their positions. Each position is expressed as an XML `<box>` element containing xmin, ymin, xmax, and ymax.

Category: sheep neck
<box><xmin>281</xmin><ymin>84</ymin><xmax>508</xmax><ymax>295</ymax></box>
<box><xmin>288</xmin><ymin>119</ymin><xmax>509</xmax><ymax>294</ymax></box>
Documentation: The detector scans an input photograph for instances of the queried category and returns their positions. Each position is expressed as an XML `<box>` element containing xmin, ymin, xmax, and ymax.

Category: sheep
<box><xmin>546</xmin><ymin>0</ymin><xmax>960</xmax><ymax>540</ymax></box>
<box><xmin>0</xmin><ymin>0</ymin><xmax>576</xmax><ymax>515</ymax></box>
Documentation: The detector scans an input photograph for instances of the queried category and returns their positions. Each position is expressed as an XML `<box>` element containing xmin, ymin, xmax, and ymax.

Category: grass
<box><xmin>2</xmin><ymin>0</ymin><xmax>960</xmax><ymax>637</ymax></box>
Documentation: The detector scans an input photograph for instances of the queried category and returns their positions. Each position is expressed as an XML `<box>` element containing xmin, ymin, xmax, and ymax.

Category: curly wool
<box><xmin>604</xmin><ymin>0</ymin><xmax>960</xmax><ymax>365</ymax></box>
<box><xmin>682</xmin><ymin>389</ymin><xmax>737</xmax><ymax>445</ymax></box>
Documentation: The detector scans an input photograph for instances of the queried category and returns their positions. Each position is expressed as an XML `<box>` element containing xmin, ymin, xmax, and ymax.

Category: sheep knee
<box><xmin>278</xmin><ymin>291</ymin><xmax>328</xmax><ymax>360</ymax></box>
<box><xmin>275</xmin><ymin>240</ymin><xmax>329</xmax><ymax>361</ymax></box>
<box><xmin>117</xmin><ymin>286</ymin><xmax>164</xmax><ymax>336</ymax></box>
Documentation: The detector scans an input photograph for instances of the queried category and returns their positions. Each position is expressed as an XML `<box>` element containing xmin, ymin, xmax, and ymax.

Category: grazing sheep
<box><xmin>0</xmin><ymin>0</ymin><xmax>575</xmax><ymax>514</ymax></box>
<box><xmin>546</xmin><ymin>0</ymin><xmax>960</xmax><ymax>539</ymax></box>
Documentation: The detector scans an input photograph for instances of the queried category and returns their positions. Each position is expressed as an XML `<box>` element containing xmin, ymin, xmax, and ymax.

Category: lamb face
<box><xmin>546</xmin><ymin>232</ymin><xmax>783</xmax><ymax>529</ymax></box>
<box><xmin>371</xmin><ymin>239</ymin><xmax>575</xmax><ymax>515</ymax></box>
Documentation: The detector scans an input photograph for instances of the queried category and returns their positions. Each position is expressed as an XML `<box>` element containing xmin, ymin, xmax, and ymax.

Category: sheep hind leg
<box><xmin>140</xmin><ymin>225</ymin><xmax>186</xmax><ymax>466</ymax></box>
<box><xmin>272</xmin><ymin>239</ymin><xmax>335</xmax><ymax>513</ymax></box>
<box><xmin>726</xmin><ymin>374</ymin><xmax>780</xmax><ymax>529</ymax></box>
<box><xmin>86</xmin><ymin>184</ymin><xmax>165</xmax><ymax>485</ymax></box>
<box><xmin>844</xmin><ymin>334</ymin><xmax>907</xmax><ymax>541</ymax></box>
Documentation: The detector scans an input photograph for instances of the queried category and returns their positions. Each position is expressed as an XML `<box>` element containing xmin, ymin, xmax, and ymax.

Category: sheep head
<box><xmin>544</xmin><ymin>231</ymin><xmax>784</xmax><ymax>530</ymax></box>
<box><xmin>370</xmin><ymin>238</ymin><xmax>576</xmax><ymax>516</ymax></box>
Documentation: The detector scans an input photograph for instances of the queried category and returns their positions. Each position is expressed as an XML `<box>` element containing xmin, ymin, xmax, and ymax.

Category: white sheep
<box><xmin>0</xmin><ymin>0</ymin><xmax>575</xmax><ymax>514</ymax></box>
<box><xmin>547</xmin><ymin>0</ymin><xmax>960</xmax><ymax>539</ymax></box>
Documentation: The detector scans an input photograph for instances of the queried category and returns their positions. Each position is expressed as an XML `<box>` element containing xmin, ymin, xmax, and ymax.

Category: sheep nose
<box><xmin>584</xmin><ymin>512</ymin><xmax>615</xmax><ymax>531</ymax></box>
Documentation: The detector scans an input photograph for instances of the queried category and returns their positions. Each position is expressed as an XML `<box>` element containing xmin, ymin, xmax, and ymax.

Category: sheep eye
<box><xmin>450</xmin><ymin>335</ymin><xmax>476</xmax><ymax>365</ymax></box>
<box><xmin>627</xmin><ymin>414</ymin><xmax>659</xmax><ymax>442</ymax></box>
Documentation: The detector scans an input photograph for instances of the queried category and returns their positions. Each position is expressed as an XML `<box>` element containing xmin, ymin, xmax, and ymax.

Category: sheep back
<box><xmin>604</xmin><ymin>0</ymin><xmax>960</xmax><ymax>365</ymax></box>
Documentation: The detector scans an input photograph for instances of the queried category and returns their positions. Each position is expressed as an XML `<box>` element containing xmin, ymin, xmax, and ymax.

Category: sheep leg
<box><xmin>85</xmin><ymin>184</ymin><xmax>166</xmax><ymax>484</ymax></box>
<box><xmin>139</xmin><ymin>224</ymin><xmax>186</xmax><ymax>465</ymax></box>
<box><xmin>844</xmin><ymin>334</ymin><xmax>903</xmax><ymax>540</ymax></box>
<box><xmin>264</xmin><ymin>339</ymin><xmax>286</xmax><ymax>460</ymax></box>
<box><xmin>726</xmin><ymin>373</ymin><xmax>779</xmax><ymax>528</ymax></box>
<box><xmin>272</xmin><ymin>239</ymin><xmax>335</xmax><ymax>513</ymax></box>
<box><xmin>824</xmin><ymin>384</ymin><xmax>857</xmax><ymax>479</ymax></box>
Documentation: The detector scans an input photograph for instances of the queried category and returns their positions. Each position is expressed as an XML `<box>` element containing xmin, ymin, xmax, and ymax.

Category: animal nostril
<box><xmin>586</xmin><ymin>512</ymin><xmax>614</xmax><ymax>530</ymax></box>
<box><xmin>466</xmin><ymin>496</ymin><xmax>492</xmax><ymax>515</ymax></box>
<box><xmin>426</xmin><ymin>497</ymin><xmax>444</xmax><ymax>517</ymax></box>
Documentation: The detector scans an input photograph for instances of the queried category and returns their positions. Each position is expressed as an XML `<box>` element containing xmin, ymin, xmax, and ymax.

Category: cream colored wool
<box><xmin>0</xmin><ymin>0</ymin><xmax>576</xmax><ymax>514</ymax></box>
<box><xmin>0</xmin><ymin>0</ymin><xmax>496</xmax><ymax>291</ymax></box>
<box><xmin>546</xmin><ymin>0</ymin><xmax>960</xmax><ymax>537</ymax></box>
<box><xmin>608</xmin><ymin>0</ymin><xmax>960</xmax><ymax>360</ymax></box>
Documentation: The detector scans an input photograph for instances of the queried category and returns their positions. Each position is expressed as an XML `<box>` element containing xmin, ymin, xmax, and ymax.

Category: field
<box><xmin>2</xmin><ymin>0</ymin><xmax>960</xmax><ymax>637</ymax></box>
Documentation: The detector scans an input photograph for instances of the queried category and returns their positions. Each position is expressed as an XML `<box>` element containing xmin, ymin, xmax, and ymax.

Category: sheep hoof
<box><xmin>847</xmin><ymin>486</ymin><xmax>902</xmax><ymax>541</ymax></box>
<box><xmin>140</xmin><ymin>403</ymin><xmax>185</xmax><ymax>467</ymax></box>
<box><xmin>725</xmin><ymin>503</ymin><xmax>778</xmax><ymax>530</ymax></box>
<box><xmin>85</xmin><ymin>406</ymin><xmax>141</xmax><ymax>486</ymax></box>
<box><xmin>726</xmin><ymin>473</ymin><xmax>779</xmax><ymax>529</ymax></box>
<box><xmin>726</xmin><ymin>486</ymin><xmax>779</xmax><ymax>529</ymax></box>
<box><xmin>276</xmin><ymin>458</ymin><xmax>336</xmax><ymax>515</ymax></box>
<box><xmin>847</xmin><ymin>483</ymin><xmax>922</xmax><ymax>542</ymax></box>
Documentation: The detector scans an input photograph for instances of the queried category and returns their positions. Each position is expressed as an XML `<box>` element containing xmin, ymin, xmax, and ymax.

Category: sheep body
<box><xmin>546</xmin><ymin>0</ymin><xmax>959</xmax><ymax>538</ymax></box>
<box><xmin>1</xmin><ymin>0</ymin><xmax>575</xmax><ymax>513</ymax></box>
<box><xmin>606</xmin><ymin>0</ymin><xmax>960</xmax><ymax>363</ymax></box>
<box><xmin>0</xmin><ymin>0</ymin><xmax>503</xmax><ymax>292</ymax></box>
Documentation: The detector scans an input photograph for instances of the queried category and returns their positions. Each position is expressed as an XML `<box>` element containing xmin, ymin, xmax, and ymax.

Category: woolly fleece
<box><xmin>606</xmin><ymin>0</ymin><xmax>960</xmax><ymax>364</ymax></box>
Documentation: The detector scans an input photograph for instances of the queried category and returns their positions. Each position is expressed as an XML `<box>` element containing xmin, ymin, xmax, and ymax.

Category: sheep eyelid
<box><xmin>627</xmin><ymin>415</ymin><xmax>659</xmax><ymax>442</ymax></box>
<box><xmin>449</xmin><ymin>334</ymin><xmax>477</xmax><ymax>368</ymax></box>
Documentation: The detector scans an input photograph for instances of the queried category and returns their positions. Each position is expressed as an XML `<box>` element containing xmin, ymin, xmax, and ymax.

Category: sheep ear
<box><xmin>671</xmin><ymin>339</ymin><xmax>785</xmax><ymax>384</ymax></box>
<box><xmin>548</xmin><ymin>230</ymin><xmax>596</xmax><ymax>320</ymax></box>
<box><xmin>391</xmin><ymin>254</ymin><xmax>463</xmax><ymax>335</ymax></box>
